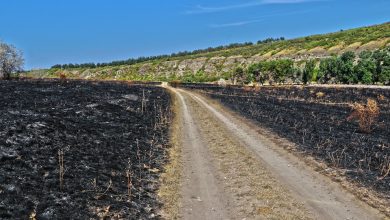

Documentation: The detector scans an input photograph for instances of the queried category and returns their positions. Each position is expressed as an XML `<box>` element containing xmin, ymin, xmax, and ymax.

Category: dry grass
<box><xmin>296</xmin><ymin>49</ymin><xmax>307</xmax><ymax>55</ymax></box>
<box><xmin>261</xmin><ymin>50</ymin><xmax>275</xmax><ymax>59</ymax></box>
<box><xmin>157</xmin><ymin>90</ymin><xmax>182</xmax><ymax>219</ymax></box>
<box><xmin>342</xmin><ymin>42</ymin><xmax>362</xmax><ymax>52</ymax></box>
<box><xmin>169</xmin><ymin>80</ymin><xmax>182</xmax><ymax>88</ymax></box>
<box><xmin>327</xmin><ymin>44</ymin><xmax>344</xmax><ymax>54</ymax></box>
<box><xmin>59</xmin><ymin>72</ymin><xmax>66</xmax><ymax>80</ymax></box>
<box><xmin>316</xmin><ymin>92</ymin><xmax>325</xmax><ymax>98</ymax></box>
<box><xmin>58</xmin><ymin>149</ymin><xmax>65</xmax><ymax>191</ymax></box>
<box><xmin>253</xmin><ymin>84</ymin><xmax>261</xmax><ymax>92</ymax></box>
<box><xmin>347</xmin><ymin>99</ymin><xmax>380</xmax><ymax>133</ymax></box>
<box><xmin>126</xmin><ymin>169</ymin><xmax>132</xmax><ymax>198</ymax></box>
<box><xmin>274</xmin><ymin>48</ymin><xmax>296</xmax><ymax>57</ymax></box>
<box><xmin>359</xmin><ymin>38</ymin><xmax>390</xmax><ymax>51</ymax></box>
<box><xmin>308</xmin><ymin>46</ymin><xmax>327</xmax><ymax>55</ymax></box>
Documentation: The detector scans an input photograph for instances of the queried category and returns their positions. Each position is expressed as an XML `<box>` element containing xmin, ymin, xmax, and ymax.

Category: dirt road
<box><xmin>168</xmin><ymin>86</ymin><xmax>387</xmax><ymax>220</ymax></box>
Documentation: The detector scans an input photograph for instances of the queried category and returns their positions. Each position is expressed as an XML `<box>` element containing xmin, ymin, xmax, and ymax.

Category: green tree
<box><xmin>378</xmin><ymin>66</ymin><xmax>390</xmax><ymax>85</ymax></box>
<box><xmin>247</xmin><ymin>62</ymin><xmax>268</xmax><ymax>85</ymax></box>
<box><xmin>372</xmin><ymin>48</ymin><xmax>390</xmax><ymax>84</ymax></box>
<box><xmin>338</xmin><ymin>51</ymin><xmax>357</xmax><ymax>84</ymax></box>
<box><xmin>292</xmin><ymin>67</ymin><xmax>303</xmax><ymax>84</ymax></box>
<box><xmin>354</xmin><ymin>58</ymin><xmax>375</xmax><ymax>84</ymax></box>
<box><xmin>303</xmin><ymin>60</ymin><xmax>316</xmax><ymax>84</ymax></box>
<box><xmin>231</xmin><ymin>66</ymin><xmax>245</xmax><ymax>85</ymax></box>
<box><xmin>318</xmin><ymin>57</ymin><xmax>338</xmax><ymax>83</ymax></box>
<box><xmin>272</xmin><ymin>59</ymin><xmax>294</xmax><ymax>84</ymax></box>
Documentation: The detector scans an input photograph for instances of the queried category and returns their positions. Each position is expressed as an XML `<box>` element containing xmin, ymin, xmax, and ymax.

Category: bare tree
<box><xmin>0</xmin><ymin>41</ymin><xmax>24</xmax><ymax>79</ymax></box>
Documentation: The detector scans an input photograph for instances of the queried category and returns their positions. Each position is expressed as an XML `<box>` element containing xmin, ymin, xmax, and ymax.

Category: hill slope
<box><xmin>28</xmin><ymin>22</ymin><xmax>390</xmax><ymax>81</ymax></box>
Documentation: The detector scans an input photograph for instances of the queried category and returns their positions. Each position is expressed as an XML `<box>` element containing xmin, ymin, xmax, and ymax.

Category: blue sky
<box><xmin>0</xmin><ymin>0</ymin><xmax>389</xmax><ymax>69</ymax></box>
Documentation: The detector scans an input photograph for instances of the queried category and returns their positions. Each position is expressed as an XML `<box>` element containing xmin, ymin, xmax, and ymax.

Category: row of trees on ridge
<box><xmin>51</xmin><ymin>38</ymin><xmax>285</xmax><ymax>69</ymax></box>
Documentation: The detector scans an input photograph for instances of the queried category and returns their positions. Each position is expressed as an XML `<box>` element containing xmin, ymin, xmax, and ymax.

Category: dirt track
<box><xmin>168</xmin><ymin>87</ymin><xmax>387</xmax><ymax>220</ymax></box>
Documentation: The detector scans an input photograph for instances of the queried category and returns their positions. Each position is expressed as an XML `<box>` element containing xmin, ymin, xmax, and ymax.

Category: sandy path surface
<box><xmin>168</xmin><ymin>86</ymin><xmax>386</xmax><ymax>220</ymax></box>
<box><xmin>175</xmin><ymin>90</ymin><xmax>231</xmax><ymax>220</ymax></box>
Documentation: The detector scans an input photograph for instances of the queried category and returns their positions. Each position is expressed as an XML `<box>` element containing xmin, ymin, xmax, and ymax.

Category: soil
<box><xmin>0</xmin><ymin>79</ymin><xmax>172</xmax><ymax>219</ymax></box>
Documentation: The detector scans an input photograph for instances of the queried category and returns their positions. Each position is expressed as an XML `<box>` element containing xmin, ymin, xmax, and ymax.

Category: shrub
<box><xmin>273</xmin><ymin>59</ymin><xmax>294</xmax><ymax>84</ymax></box>
<box><xmin>169</xmin><ymin>80</ymin><xmax>182</xmax><ymax>88</ymax></box>
<box><xmin>347</xmin><ymin>99</ymin><xmax>380</xmax><ymax>133</ymax></box>
<box><xmin>59</xmin><ymin>72</ymin><xmax>67</xmax><ymax>80</ymax></box>
<box><xmin>339</xmin><ymin>51</ymin><xmax>357</xmax><ymax>84</ymax></box>
<box><xmin>315</xmin><ymin>92</ymin><xmax>325</xmax><ymax>98</ymax></box>
<box><xmin>303</xmin><ymin>60</ymin><xmax>316</xmax><ymax>84</ymax></box>
<box><xmin>231</xmin><ymin>66</ymin><xmax>246</xmax><ymax>85</ymax></box>
<box><xmin>378</xmin><ymin>67</ymin><xmax>390</xmax><ymax>85</ymax></box>
<box><xmin>361</xmin><ymin>71</ymin><xmax>373</xmax><ymax>84</ymax></box>
<box><xmin>318</xmin><ymin>57</ymin><xmax>338</xmax><ymax>84</ymax></box>
<box><xmin>247</xmin><ymin>62</ymin><xmax>269</xmax><ymax>85</ymax></box>
<box><xmin>354</xmin><ymin>58</ymin><xmax>375</xmax><ymax>84</ymax></box>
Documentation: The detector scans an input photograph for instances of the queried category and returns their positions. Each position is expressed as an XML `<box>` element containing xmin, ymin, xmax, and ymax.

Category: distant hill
<box><xmin>27</xmin><ymin>22</ymin><xmax>390</xmax><ymax>81</ymax></box>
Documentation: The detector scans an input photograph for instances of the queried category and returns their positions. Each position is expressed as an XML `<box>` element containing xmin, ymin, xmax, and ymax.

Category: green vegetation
<box><xmin>317</xmin><ymin>48</ymin><xmax>390</xmax><ymax>84</ymax></box>
<box><xmin>303</xmin><ymin>60</ymin><xmax>316</xmax><ymax>84</ymax></box>
<box><xmin>241</xmin><ymin>47</ymin><xmax>390</xmax><ymax>85</ymax></box>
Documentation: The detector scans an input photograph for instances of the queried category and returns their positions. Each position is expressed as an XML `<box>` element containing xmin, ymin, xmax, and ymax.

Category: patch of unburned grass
<box><xmin>157</xmin><ymin>90</ymin><xmax>182</xmax><ymax>219</ymax></box>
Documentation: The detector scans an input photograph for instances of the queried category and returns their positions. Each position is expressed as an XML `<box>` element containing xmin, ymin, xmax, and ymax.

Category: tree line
<box><xmin>232</xmin><ymin>47</ymin><xmax>390</xmax><ymax>85</ymax></box>
<box><xmin>51</xmin><ymin>37</ymin><xmax>285</xmax><ymax>69</ymax></box>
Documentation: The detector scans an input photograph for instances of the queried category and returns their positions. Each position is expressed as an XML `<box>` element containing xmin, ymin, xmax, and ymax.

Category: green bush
<box><xmin>247</xmin><ymin>62</ymin><xmax>268</xmax><ymax>85</ymax></box>
<box><xmin>318</xmin><ymin>57</ymin><xmax>338</xmax><ymax>83</ymax></box>
<box><xmin>354</xmin><ymin>58</ymin><xmax>375</xmax><ymax>84</ymax></box>
<box><xmin>339</xmin><ymin>51</ymin><xmax>357</xmax><ymax>84</ymax></box>
<box><xmin>303</xmin><ymin>59</ymin><xmax>316</xmax><ymax>84</ymax></box>
<box><xmin>231</xmin><ymin>66</ymin><xmax>246</xmax><ymax>85</ymax></box>
<box><xmin>270</xmin><ymin>59</ymin><xmax>294</xmax><ymax>83</ymax></box>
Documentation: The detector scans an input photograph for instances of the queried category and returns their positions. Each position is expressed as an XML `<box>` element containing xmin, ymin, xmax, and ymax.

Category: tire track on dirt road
<box><xmin>174</xmin><ymin>87</ymin><xmax>386</xmax><ymax>220</ymax></box>
<box><xmin>174</xmin><ymin>89</ymin><xmax>231</xmax><ymax>220</ymax></box>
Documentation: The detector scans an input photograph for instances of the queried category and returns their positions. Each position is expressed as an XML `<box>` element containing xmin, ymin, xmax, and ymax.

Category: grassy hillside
<box><xmin>165</xmin><ymin>22</ymin><xmax>390</xmax><ymax>60</ymax></box>
<box><xmin>26</xmin><ymin>22</ymin><xmax>390</xmax><ymax>82</ymax></box>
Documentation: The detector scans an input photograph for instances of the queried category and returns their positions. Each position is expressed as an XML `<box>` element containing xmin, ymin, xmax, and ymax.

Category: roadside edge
<box><xmin>157</xmin><ymin>87</ymin><xmax>183</xmax><ymax>219</ymax></box>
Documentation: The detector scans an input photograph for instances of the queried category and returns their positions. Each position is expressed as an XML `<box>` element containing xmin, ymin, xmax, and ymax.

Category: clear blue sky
<box><xmin>1</xmin><ymin>0</ymin><xmax>389</xmax><ymax>70</ymax></box>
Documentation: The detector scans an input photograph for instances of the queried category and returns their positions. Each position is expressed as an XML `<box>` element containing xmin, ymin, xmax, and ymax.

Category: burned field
<box><xmin>0</xmin><ymin>80</ymin><xmax>172</xmax><ymax>219</ymax></box>
<box><xmin>182</xmin><ymin>84</ymin><xmax>390</xmax><ymax>199</ymax></box>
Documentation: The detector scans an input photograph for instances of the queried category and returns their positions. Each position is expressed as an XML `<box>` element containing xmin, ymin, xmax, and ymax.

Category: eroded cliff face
<box><xmin>66</xmin><ymin>53</ymin><xmax>328</xmax><ymax>79</ymax></box>
<box><xmin>43</xmin><ymin>38</ymin><xmax>390</xmax><ymax>80</ymax></box>
<box><xmin>39</xmin><ymin>53</ymin><xmax>329</xmax><ymax>80</ymax></box>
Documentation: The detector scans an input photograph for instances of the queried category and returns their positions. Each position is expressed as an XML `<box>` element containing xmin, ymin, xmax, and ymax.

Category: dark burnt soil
<box><xmin>0</xmin><ymin>79</ymin><xmax>172</xmax><ymax>219</ymax></box>
<box><xmin>181</xmin><ymin>84</ymin><xmax>390</xmax><ymax>199</ymax></box>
